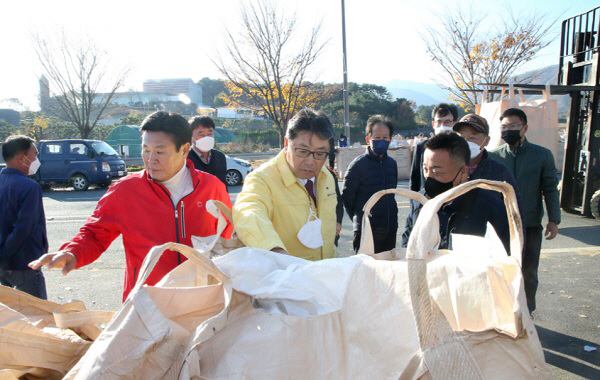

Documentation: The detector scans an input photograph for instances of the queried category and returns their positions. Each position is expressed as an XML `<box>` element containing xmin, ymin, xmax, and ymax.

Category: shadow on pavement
<box><xmin>537</xmin><ymin>325</ymin><xmax>600</xmax><ymax>378</ymax></box>
<box><xmin>558</xmin><ymin>225</ymin><xmax>600</xmax><ymax>246</ymax></box>
<box><xmin>42</xmin><ymin>187</ymin><xmax>107</xmax><ymax>202</ymax></box>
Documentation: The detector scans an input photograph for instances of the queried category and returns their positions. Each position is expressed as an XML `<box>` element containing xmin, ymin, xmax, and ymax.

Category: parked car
<box><xmin>225</xmin><ymin>155</ymin><xmax>252</xmax><ymax>186</ymax></box>
<box><xmin>36</xmin><ymin>139</ymin><xmax>127</xmax><ymax>191</ymax></box>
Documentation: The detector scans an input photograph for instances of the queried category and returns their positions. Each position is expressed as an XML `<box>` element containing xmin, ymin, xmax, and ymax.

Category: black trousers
<box><xmin>0</xmin><ymin>268</ymin><xmax>47</xmax><ymax>299</ymax></box>
<box><xmin>353</xmin><ymin>226</ymin><xmax>397</xmax><ymax>254</ymax></box>
<box><xmin>523</xmin><ymin>225</ymin><xmax>543</xmax><ymax>313</ymax></box>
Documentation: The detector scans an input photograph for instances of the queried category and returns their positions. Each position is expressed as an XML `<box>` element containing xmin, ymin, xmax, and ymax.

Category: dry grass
<box><xmin>220</xmin><ymin>142</ymin><xmax>271</xmax><ymax>153</ymax></box>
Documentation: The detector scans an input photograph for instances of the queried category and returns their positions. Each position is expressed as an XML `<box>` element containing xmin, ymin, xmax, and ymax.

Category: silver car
<box><xmin>225</xmin><ymin>155</ymin><xmax>253</xmax><ymax>186</ymax></box>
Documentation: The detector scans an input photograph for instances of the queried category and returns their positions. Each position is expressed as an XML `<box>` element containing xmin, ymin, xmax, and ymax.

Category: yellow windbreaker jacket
<box><xmin>233</xmin><ymin>151</ymin><xmax>337</xmax><ymax>260</ymax></box>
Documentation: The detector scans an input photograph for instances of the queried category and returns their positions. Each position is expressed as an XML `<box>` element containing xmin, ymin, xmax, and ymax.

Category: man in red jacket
<box><xmin>29</xmin><ymin>111</ymin><xmax>232</xmax><ymax>300</ymax></box>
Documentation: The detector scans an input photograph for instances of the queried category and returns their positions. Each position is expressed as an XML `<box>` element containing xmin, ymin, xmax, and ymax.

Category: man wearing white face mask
<box><xmin>453</xmin><ymin>113</ymin><xmax>523</xmax><ymax>219</ymax></box>
<box><xmin>410</xmin><ymin>103</ymin><xmax>459</xmax><ymax>192</ymax></box>
<box><xmin>188</xmin><ymin>116</ymin><xmax>228</xmax><ymax>189</ymax></box>
<box><xmin>0</xmin><ymin>136</ymin><xmax>48</xmax><ymax>298</ymax></box>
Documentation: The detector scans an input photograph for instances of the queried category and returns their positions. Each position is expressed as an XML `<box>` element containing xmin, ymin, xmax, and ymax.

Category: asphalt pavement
<box><xmin>40</xmin><ymin>180</ymin><xmax>599</xmax><ymax>379</ymax></box>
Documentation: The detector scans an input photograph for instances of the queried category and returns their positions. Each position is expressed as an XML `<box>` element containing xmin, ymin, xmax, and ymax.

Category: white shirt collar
<box><xmin>297</xmin><ymin>176</ymin><xmax>315</xmax><ymax>186</ymax></box>
<box><xmin>160</xmin><ymin>161</ymin><xmax>194</xmax><ymax>206</ymax></box>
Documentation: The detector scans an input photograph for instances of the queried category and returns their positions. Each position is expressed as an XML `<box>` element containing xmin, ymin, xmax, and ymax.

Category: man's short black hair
<box><xmin>432</xmin><ymin>103</ymin><xmax>459</xmax><ymax>121</ymax></box>
<box><xmin>286</xmin><ymin>108</ymin><xmax>333</xmax><ymax>141</ymax></box>
<box><xmin>366</xmin><ymin>115</ymin><xmax>394</xmax><ymax>137</ymax></box>
<box><xmin>500</xmin><ymin>108</ymin><xmax>528</xmax><ymax>124</ymax></box>
<box><xmin>425</xmin><ymin>131</ymin><xmax>470</xmax><ymax>167</ymax></box>
<box><xmin>2</xmin><ymin>135</ymin><xmax>35</xmax><ymax>162</ymax></box>
<box><xmin>141</xmin><ymin>111</ymin><xmax>191</xmax><ymax>151</ymax></box>
<box><xmin>189</xmin><ymin>116</ymin><xmax>215</xmax><ymax>131</ymax></box>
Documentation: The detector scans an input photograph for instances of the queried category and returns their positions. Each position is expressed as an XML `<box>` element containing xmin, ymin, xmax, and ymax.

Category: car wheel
<box><xmin>226</xmin><ymin>169</ymin><xmax>242</xmax><ymax>186</ymax></box>
<box><xmin>41</xmin><ymin>183</ymin><xmax>51</xmax><ymax>190</ymax></box>
<box><xmin>591</xmin><ymin>189</ymin><xmax>600</xmax><ymax>221</ymax></box>
<box><xmin>71</xmin><ymin>174</ymin><xmax>89</xmax><ymax>191</ymax></box>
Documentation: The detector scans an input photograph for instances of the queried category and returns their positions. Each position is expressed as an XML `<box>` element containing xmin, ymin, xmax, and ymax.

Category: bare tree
<box><xmin>423</xmin><ymin>7</ymin><xmax>556</xmax><ymax>111</ymax></box>
<box><xmin>214</xmin><ymin>0</ymin><xmax>327</xmax><ymax>147</ymax></box>
<box><xmin>32</xmin><ymin>30</ymin><xmax>129</xmax><ymax>138</ymax></box>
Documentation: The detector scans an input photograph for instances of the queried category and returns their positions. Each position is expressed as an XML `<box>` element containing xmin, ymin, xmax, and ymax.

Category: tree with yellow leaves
<box><xmin>423</xmin><ymin>7</ymin><xmax>555</xmax><ymax>111</ymax></box>
<box><xmin>214</xmin><ymin>0</ymin><xmax>326</xmax><ymax>147</ymax></box>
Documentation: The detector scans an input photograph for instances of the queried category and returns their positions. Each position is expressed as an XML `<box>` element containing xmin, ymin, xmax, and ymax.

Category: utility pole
<box><xmin>341</xmin><ymin>0</ymin><xmax>350</xmax><ymax>143</ymax></box>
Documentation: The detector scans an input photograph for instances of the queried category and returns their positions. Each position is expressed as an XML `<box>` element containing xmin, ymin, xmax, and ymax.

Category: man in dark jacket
<box><xmin>488</xmin><ymin>107</ymin><xmax>561</xmax><ymax>313</ymax></box>
<box><xmin>0</xmin><ymin>135</ymin><xmax>48</xmax><ymax>298</ymax></box>
<box><xmin>453</xmin><ymin>113</ymin><xmax>524</xmax><ymax>218</ymax></box>
<box><xmin>410</xmin><ymin>103</ymin><xmax>459</xmax><ymax>191</ymax></box>
<box><xmin>188</xmin><ymin>116</ymin><xmax>228</xmax><ymax>189</ymax></box>
<box><xmin>401</xmin><ymin>132</ymin><xmax>510</xmax><ymax>254</ymax></box>
<box><xmin>342</xmin><ymin>115</ymin><xmax>398</xmax><ymax>253</ymax></box>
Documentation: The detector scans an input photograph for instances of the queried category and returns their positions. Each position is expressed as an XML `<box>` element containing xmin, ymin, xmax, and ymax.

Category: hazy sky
<box><xmin>1</xmin><ymin>0</ymin><xmax>597</xmax><ymax>110</ymax></box>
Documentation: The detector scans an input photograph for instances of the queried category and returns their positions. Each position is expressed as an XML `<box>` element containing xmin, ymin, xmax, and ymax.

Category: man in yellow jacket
<box><xmin>233</xmin><ymin>109</ymin><xmax>338</xmax><ymax>260</ymax></box>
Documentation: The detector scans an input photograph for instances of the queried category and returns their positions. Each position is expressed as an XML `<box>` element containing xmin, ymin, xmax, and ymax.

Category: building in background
<box><xmin>143</xmin><ymin>78</ymin><xmax>202</xmax><ymax>105</ymax></box>
<box><xmin>104</xmin><ymin>125</ymin><xmax>142</xmax><ymax>158</ymax></box>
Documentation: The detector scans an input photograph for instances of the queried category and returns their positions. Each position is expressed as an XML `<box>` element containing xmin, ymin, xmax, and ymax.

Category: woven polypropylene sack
<box><xmin>0</xmin><ymin>286</ymin><xmax>113</xmax><ymax>379</ymax></box>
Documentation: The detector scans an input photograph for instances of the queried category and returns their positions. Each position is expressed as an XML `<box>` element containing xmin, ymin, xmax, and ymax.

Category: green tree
<box><xmin>415</xmin><ymin>105</ymin><xmax>435</xmax><ymax>126</ymax></box>
<box><xmin>392</xmin><ymin>98</ymin><xmax>417</xmax><ymax>130</ymax></box>
<box><xmin>318</xmin><ymin>83</ymin><xmax>418</xmax><ymax>132</ymax></box>
<box><xmin>0</xmin><ymin>121</ymin><xmax>18</xmax><ymax>141</ymax></box>
<box><xmin>198</xmin><ymin>78</ymin><xmax>228</xmax><ymax>107</ymax></box>
<box><xmin>120</xmin><ymin>111</ymin><xmax>147</xmax><ymax>126</ymax></box>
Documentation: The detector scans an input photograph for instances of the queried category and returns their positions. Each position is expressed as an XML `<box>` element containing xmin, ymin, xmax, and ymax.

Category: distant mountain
<box><xmin>512</xmin><ymin>64</ymin><xmax>559</xmax><ymax>85</ymax></box>
<box><xmin>384</xmin><ymin>80</ymin><xmax>451</xmax><ymax>106</ymax></box>
<box><xmin>382</xmin><ymin>65</ymin><xmax>568</xmax><ymax>114</ymax></box>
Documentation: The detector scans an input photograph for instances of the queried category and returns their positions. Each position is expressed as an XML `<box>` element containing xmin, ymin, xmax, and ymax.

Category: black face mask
<box><xmin>501</xmin><ymin>130</ymin><xmax>522</xmax><ymax>146</ymax></box>
<box><xmin>424</xmin><ymin>168</ymin><xmax>462</xmax><ymax>198</ymax></box>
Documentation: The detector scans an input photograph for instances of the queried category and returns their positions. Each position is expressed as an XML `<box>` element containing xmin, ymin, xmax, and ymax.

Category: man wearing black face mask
<box><xmin>342</xmin><ymin>115</ymin><xmax>398</xmax><ymax>253</ymax></box>
<box><xmin>401</xmin><ymin>132</ymin><xmax>510</xmax><ymax>253</ymax></box>
<box><xmin>488</xmin><ymin>108</ymin><xmax>560</xmax><ymax>314</ymax></box>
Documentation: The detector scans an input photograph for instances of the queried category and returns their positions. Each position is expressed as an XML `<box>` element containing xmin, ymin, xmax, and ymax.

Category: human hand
<box><xmin>336</xmin><ymin>223</ymin><xmax>342</xmax><ymax>235</ymax></box>
<box><xmin>271</xmin><ymin>247</ymin><xmax>289</xmax><ymax>255</ymax></box>
<box><xmin>544</xmin><ymin>221</ymin><xmax>558</xmax><ymax>240</ymax></box>
<box><xmin>28</xmin><ymin>251</ymin><xmax>77</xmax><ymax>276</ymax></box>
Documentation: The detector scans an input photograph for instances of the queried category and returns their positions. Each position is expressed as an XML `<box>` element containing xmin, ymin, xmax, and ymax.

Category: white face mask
<box><xmin>297</xmin><ymin>209</ymin><xmax>323</xmax><ymax>249</ymax></box>
<box><xmin>467</xmin><ymin>141</ymin><xmax>482</xmax><ymax>160</ymax></box>
<box><xmin>25</xmin><ymin>157</ymin><xmax>41</xmax><ymax>175</ymax></box>
<box><xmin>434</xmin><ymin>126</ymin><xmax>453</xmax><ymax>135</ymax></box>
<box><xmin>195</xmin><ymin>136</ymin><xmax>215</xmax><ymax>152</ymax></box>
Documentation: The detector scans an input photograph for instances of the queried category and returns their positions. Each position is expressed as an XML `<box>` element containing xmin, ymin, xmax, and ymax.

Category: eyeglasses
<box><xmin>500</xmin><ymin>123</ymin><xmax>523</xmax><ymax>131</ymax></box>
<box><xmin>434</xmin><ymin>119</ymin><xmax>454</xmax><ymax>126</ymax></box>
<box><xmin>290</xmin><ymin>143</ymin><xmax>329</xmax><ymax>161</ymax></box>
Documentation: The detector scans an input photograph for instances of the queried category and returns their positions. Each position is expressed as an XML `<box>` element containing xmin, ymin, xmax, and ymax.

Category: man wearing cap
<box><xmin>453</xmin><ymin>114</ymin><xmax>522</xmax><ymax>207</ymax></box>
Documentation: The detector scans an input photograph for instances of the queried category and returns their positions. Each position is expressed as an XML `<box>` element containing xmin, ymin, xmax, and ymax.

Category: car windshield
<box><xmin>91</xmin><ymin>141</ymin><xmax>119</xmax><ymax>157</ymax></box>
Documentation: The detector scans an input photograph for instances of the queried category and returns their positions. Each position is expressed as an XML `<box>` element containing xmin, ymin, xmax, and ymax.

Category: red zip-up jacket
<box><xmin>60</xmin><ymin>160</ymin><xmax>233</xmax><ymax>301</ymax></box>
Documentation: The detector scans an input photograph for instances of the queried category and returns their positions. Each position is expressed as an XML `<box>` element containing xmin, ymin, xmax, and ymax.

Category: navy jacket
<box><xmin>188</xmin><ymin>148</ymin><xmax>228</xmax><ymax>189</ymax></box>
<box><xmin>469</xmin><ymin>150</ymin><xmax>525</xmax><ymax>225</ymax></box>
<box><xmin>401</xmin><ymin>188</ymin><xmax>511</xmax><ymax>254</ymax></box>
<box><xmin>342</xmin><ymin>147</ymin><xmax>398</xmax><ymax>231</ymax></box>
<box><xmin>0</xmin><ymin>168</ymin><xmax>48</xmax><ymax>270</ymax></box>
<box><xmin>409</xmin><ymin>139</ymin><xmax>428</xmax><ymax>192</ymax></box>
